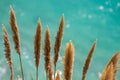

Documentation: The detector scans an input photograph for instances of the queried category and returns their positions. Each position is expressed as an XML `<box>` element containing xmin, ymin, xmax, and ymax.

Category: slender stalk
<box><xmin>19</xmin><ymin>54</ymin><xmax>24</xmax><ymax>80</ymax></box>
<box><xmin>36</xmin><ymin>68</ymin><xmax>38</xmax><ymax>80</ymax></box>
<box><xmin>30</xmin><ymin>73</ymin><xmax>34</xmax><ymax>80</ymax></box>
<box><xmin>10</xmin><ymin>67</ymin><xmax>14</xmax><ymax>80</ymax></box>
<box><xmin>54</xmin><ymin>15</ymin><xmax>64</xmax><ymax>79</ymax></box>
<box><xmin>54</xmin><ymin>67</ymin><xmax>56</xmax><ymax>80</ymax></box>
<box><xmin>46</xmin><ymin>75</ymin><xmax>48</xmax><ymax>80</ymax></box>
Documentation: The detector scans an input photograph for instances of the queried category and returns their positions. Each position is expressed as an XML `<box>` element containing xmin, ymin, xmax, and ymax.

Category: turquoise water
<box><xmin>0</xmin><ymin>0</ymin><xmax>120</xmax><ymax>80</ymax></box>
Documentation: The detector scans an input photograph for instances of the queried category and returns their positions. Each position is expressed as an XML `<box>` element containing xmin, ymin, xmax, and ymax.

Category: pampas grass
<box><xmin>64</xmin><ymin>41</ymin><xmax>74</xmax><ymax>80</ymax></box>
<box><xmin>54</xmin><ymin>15</ymin><xmax>64</xmax><ymax>78</ymax></box>
<box><xmin>9</xmin><ymin>6</ymin><xmax>24</xmax><ymax>80</ymax></box>
<box><xmin>101</xmin><ymin>52</ymin><xmax>120</xmax><ymax>80</ymax></box>
<box><xmin>1</xmin><ymin>6</ymin><xmax>120</xmax><ymax>80</ymax></box>
<box><xmin>107</xmin><ymin>52</ymin><xmax>120</xmax><ymax>80</ymax></box>
<box><xmin>2</xmin><ymin>25</ymin><xmax>13</xmax><ymax>80</ymax></box>
<box><xmin>101</xmin><ymin>63</ymin><xmax>114</xmax><ymax>80</ymax></box>
<box><xmin>44</xmin><ymin>26</ymin><xmax>52</xmax><ymax>80</ymax></box>
<box><xmin>34</xmin><ymin>19</ymin><xmax>42</xmax><ymax>80</ymax></box>
<box><xmin>10</xmin><ymin>6</ymin><xmax>20</xmax><ymax>55</ymax></box>
<box><xmin>82</xmin><ymin>41</ymin><xmax>96</xmax><ymax>80</ymax></box>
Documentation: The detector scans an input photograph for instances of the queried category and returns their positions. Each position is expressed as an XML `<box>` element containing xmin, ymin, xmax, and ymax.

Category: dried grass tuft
<box><xmin>54</xmin><ymin>15</ymin><xmax>64</xmax><ymax>78</ymax></box>
<box><xmin>34</xmin><ymin>19</ymin><xmax>42</xmax><ymax>80</ymax></box>
<box><xmin>101</xmin><ymin>63</ymin><xmax>114</xmax><ymax>80</ymax></box>
<box><xmin>9</xmin><ymin>6</ymin><xmax>24</xmax><ymax>80</ymax></box>
<box><xmin>101</xmin><ymin>52</ymin><xmax>120</xmax><ymax>80</ymax></box>
<box><xmin>44</xmin><ymin>26</ymin><xmax>52</xmax><ymax>80</ymax></box>
<box><xmin>82</xmin><ymin>41</ymin><xmax>96</xmax><ymax>80</ymax></box>
<box><xmin>64</xmin><ymin>41</ymin><xmax>74</xmax><ymax>80</ymax></box>
<box><xmin>2</xmin><ymin>25</ymin><xmax>13</xmax><ymax>80</ymax></box>
<box><xmin>10</xmin><ymin>6</ymin><xmax>20</xmax><ymax>55</ymax></box>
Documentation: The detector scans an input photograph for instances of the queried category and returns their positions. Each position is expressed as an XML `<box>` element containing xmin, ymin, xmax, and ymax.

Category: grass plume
<box><xmin>107</xmin><ymin>52</ymin><xmax>120</xmax><ymax>80</ymax></box>
<box><xmin>101</xmin><ymin>52</ymin><xmax>120</xmax><ymax>80</ymax></box>
<box><xmin>44</xmin><ymin>26</ymin><xmax>52</xmax><ymax>80</ymax></box>
<box><xmin>9</xmin><ymin>6</ymin><xmax>24</xmax><ymax>80</ymax></box>
<box><xmin>82</xmin><ymin>41</ymin><xmax>96</xmax><ymax>80</ymax></box>
<box><xmin>10</xmin><ymin>6</ymin><xmax>20</xmax><ymax>55</ymax></box>
<box><xmin>2</xmin><ymin>25</ymin><xmax>14</xmax><ymax>80</ymax></box>
<box><xmin>54</xmin><ymin>15</ymin><xmax>64</xmax><ymax>78</ymax></box>
<box><xmin>101</xmin><ymin>63</ymin><xmax>114</xmax><ymax>80</ymax></box>
<box><xmin>34</xmin><ymin>19</ymin><xmax>42</xmax><ymax>80</ymax></box>
<box><xmin>64</xmin><ymin>41</ymin><xmax>74</xmax><ymax>80</ymax></box>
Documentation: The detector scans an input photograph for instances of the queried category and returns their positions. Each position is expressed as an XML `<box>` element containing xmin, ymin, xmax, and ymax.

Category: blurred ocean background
<box><xmin>0</xmin><ymin>0</ymin><xmax>120</xmax><ymax>80</ymax></box>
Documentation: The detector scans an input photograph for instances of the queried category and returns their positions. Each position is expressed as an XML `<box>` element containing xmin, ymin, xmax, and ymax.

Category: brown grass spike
<box><xmin>10</xmin><ymin>6</ymin><xmax>20</xmax><ymax>55</ymax></box>
<box><xmin>107</xmin><ymin>52</ymin><xmax>120</xmax><ymax>80</ymax></box>
<box><xmin>64</xmin><ymin>41</ymin><xmax>75</xmax><ymax>80</ymax></box>
<box><xmin>9</xmin><ymin>6</ymin><xmax>24</xmax><ymax>80</ymax></box>
<box><xmin>2</xmin><ymin>25</ymin><xmax>14</xmax><ymax>80</ymax></box>
<box><xmin>101</xmin><ymin>52</ymin><xmax>120</xmax><ymax>80</ymax></box>
<box><xmin>54</xmin><ymin>15</ymin><xmax>64</xmax><ymax>78</ymax></box>
<box><xmin>34</xmin><ymin>19</ymin><xmax>42</xmax><ymax>80</ymax></box>
<box><xmin>44</xmin><ymin>26</ymin><xmax>52</xmax><ymax>80</ymax></box>
<box><xmin>101</xmin><ymin>63</ymin><xmax>114</xmax><ymax>80</ymax></box>
<box><xmin>82</xmin><ymin>41</ymin><xmax>96</xmax><ymax>80</ymax></box>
